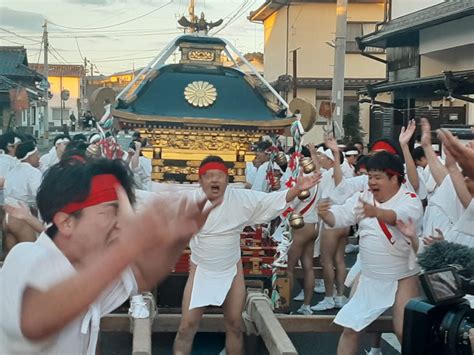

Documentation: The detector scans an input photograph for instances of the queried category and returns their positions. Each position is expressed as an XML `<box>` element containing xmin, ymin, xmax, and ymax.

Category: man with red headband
<box><xmin>173</xmin><ymin>155</ymin><xmax>320</xmax><ymax>355</ymax></box>
<box><xmin>318</xmin><ymin>151</ymin><xmax>423</xmax><ymax>355</ymax></box>
<box><xmin>0</xmin><ymin>157</ymin><xmax>215</xmax><ymax>355</ymax></box>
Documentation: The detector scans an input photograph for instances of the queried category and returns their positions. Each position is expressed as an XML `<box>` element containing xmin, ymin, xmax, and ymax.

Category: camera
<box><xmin>402</xmin><ymin>266</ymin><xmax>473</xmax><ymax>355</ymax></box>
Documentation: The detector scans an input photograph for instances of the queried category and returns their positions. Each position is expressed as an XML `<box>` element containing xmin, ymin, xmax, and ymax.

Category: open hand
<box><xmin>324</xmin><ymin>135</ymin><xmax>339</xmax><ymax>153</ymax></box>
<box><xmin>295</xmin><ymin>170</ymin><xmax>322</xmax><ymax>191</ymax></box>
<box><xmin>116</xmin><ymin>186</ymin><xmax>219</xmax><ymax>254</ymax></box>
<box><xmin>422</xmin><ymin>229</ymin><xmax>444</xmax><ymax>245</ymax></box>
<box><xmin>437</xmin><ymin>129</ymin><xmax>474</xmax><ymax>179</ymax></box>
<box><xmin>355</xmin><ymin>197</ymin><xmax>379</xmax><ymax>219</ymax></box>
<box><xmin>420</xmin><ymin>118</ymin><xmax>432</xmax><ymax>148</ymax></box>
<box><xmin>396</xmin><ymin>218</ymin><xmax>417</xmax><ymax>240</ymax></box>
<box><xmin>399</xmin><ymin>119</ymin><xmax>416</xmax><ymax>146</ymax></box>
<box><xmin>4</xmin><ymin>202</ymin><xmax>33</xmax><ymax>221</ymax></box>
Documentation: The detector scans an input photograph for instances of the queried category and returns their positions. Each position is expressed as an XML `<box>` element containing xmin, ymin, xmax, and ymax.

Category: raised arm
<box><xmin>324</xmin><ymin>136</ymin><xmax>343</xmax><ymax>186</ymax></box>
<box><xmin>444</xmin><ymin>149</ymin><xmax>472</xmax><ymax>209</ymax></box>
<box><xmin>420</xmin><ymin>118</ymin><xmax>447</xmax><ymax>186</ymax></box>
<box><xmin>438</xmin><ymin>129</ymin><xmax>474</xmax><ymax>180</ymax></box>
<box><xmin>307</xmin><ymin>143</ymin><xmax>322</xmax><ymax>172</ymax></box>
<box><xmin>399</xmin><ymin>119</ymin><xmax>419</xmax><ymax>192</ymax></box>
<box><xmin>4</xmin><ymin>203</ymin><xmax>44</xmax><ymax>233</ymax></box>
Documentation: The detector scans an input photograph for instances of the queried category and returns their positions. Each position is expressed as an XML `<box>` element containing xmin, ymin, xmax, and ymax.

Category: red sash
<box><xmin>299</xmin><ymin>187</ymin><xmax>318</xmax><ymax>216</ymax></box>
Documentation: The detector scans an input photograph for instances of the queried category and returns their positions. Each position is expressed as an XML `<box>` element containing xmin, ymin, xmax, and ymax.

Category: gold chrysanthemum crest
<box><xmin>184</xmin><ymin>81</ymin><xmax>217</xmax><ymax>108</ymax></box>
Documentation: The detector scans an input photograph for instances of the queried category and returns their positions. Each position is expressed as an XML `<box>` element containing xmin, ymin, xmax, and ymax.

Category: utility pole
<box><xmin>291</xmin><ymin>48</ymin><xmax>300</xmax><ymax>99</ymax></box>
<box><xmin>83</xmin><ymin>57</ymin><xmax>88</xmax><ymax>114</ymax></box>
<box><xmin>188</xmin><ymin>0</ymin><xmax>196</xmax><ymax>33</ymax></box>
<box><xmin>42</xmin><ymin>20</ymin><xmax>49</xmax><ymax>137</ymax></box>
<box><xmin>330</xmin><ymin>0</ymin><xmax>347</xmax><ymax>140</ymax></box>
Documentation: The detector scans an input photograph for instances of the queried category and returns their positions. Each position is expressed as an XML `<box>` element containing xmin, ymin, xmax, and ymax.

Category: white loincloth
<box><xmin>190</xmin><ymin>263</ymin><xmax>238</xmax><ymax>309</ymax></box>
<box><xmin>334</xmin><ymin>274</ymin><xmax>397</xmax><ymax>331</ymax></box>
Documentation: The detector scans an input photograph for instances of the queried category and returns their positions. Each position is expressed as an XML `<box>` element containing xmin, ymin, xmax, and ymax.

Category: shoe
<box><xmin>345</xmin><ymin>244</ymin><xmax>359</xmax><ymax>254</ymax></box>
<box><xmin>311</xmin><ymin>297</ymin><xmax>335</xmax><ymax>311</ymax></box>
<box><xmin>296</xmin><ymin>304</ymin><xmax>313</xmax><ymax>315</ymax></box>
<box><xmin>314</xmin><ymin>279</ymin><xmax>326</xmax><ymax>293</ymax></box>
<box><xmin>293</xmin><ymin>289</ymin><xmax>305</xmax><ymax>301</ymax></box>
<box><xmin>334</xmin><ymin>295</ymin><xmax>348</xmax><ymax>308</ymax></box>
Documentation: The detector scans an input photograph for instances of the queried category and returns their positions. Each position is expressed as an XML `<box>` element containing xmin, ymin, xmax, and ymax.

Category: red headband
<box><xmin>385</xmin><ymin>168</ymin><xmax>403</xmax><ymax>177</ymax></box>
<box><xmin>198</xmin><ymin>162</ymin><xmax>228</xmax><ymax>177</ymax></box>
<box><xmin>60</xmin><ymin>174</ymin><xmax>120</xmax><ymax>214</ymax></box>
<box><xmin>371</xmin><ymin>141</ymin><xmax>397</xmax><ymax>155</ymax></box>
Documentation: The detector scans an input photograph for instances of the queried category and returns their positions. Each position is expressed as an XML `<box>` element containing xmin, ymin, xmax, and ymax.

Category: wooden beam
<box><xmin>101</xmin><ymin>313</ymin><xmax>393</xmax><ymax>334</ymax></box>
<box><xmin>250</xmin><ymin>295</ymin><xmax>298</xmax><ymax>355</ymax></box>
<box><xmin>131</xmin><ymin>299</ymin><xmax>153</xmax><ymax>355</ymax></box>
<box><xmin>277</xmin><ymin>315</ymin><xmax>394</xmax><ymax>333</ymax></box>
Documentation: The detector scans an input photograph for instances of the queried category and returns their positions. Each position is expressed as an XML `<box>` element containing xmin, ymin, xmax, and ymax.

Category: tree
<box><xmin>342</xmin><ymin>104</ymin><xmax>365</xmax><ymax>144</ymax></box>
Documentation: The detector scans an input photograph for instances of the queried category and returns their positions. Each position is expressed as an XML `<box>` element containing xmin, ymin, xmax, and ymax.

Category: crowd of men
<box><xmin>0</xmin><ymin>119</ymin><xmax>473</xmax><ymax>355</ymax></box>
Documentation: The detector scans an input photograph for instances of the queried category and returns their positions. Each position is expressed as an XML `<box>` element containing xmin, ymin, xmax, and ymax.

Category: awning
<box><xmin>362</xmin><ymin>70</ymin><xmax>474</xmax><ymax>99</ymax></box>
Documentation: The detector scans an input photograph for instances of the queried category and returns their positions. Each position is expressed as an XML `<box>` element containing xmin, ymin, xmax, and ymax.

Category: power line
<box><xmin>0</xmin><ymin>27</ymin><xmax>42</xmax><ymax>43</ymax></box>
<box><xmin>75</xmin><ymin>37</ymin><xmax>84</xmax><ymax>60</ymax></box>
<box><xmin>49</xmin><ymin>43</ymin><xmax>72</xmax><ymax>64</ymax></box>
<box><xmin>49</xmin><ymin>1</ymin><xmax>173</xmax><ymax>30</ymax></box>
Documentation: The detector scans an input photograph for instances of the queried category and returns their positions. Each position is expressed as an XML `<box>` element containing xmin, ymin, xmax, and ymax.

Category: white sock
<box><xmin>324</xmin><ymin>296</ymin><xmax>333</xmax><ymax>302</ymax></box>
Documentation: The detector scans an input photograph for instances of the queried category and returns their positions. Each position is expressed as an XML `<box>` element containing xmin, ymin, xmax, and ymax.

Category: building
<box><xmin>30</xmin><ymin>64</ymin><xmax>85</xmax><ymax>129</ymax></box>
<box><xmin>357</xmin><ymin>0</ymin><xmax>474</xmax><ymax>141</ymax></box>
<box><xmin>0</xmin><ymin>46</ymin><xmax>44</xmax><ymax>135</ymax></box>
<box><xmin>249</xmin><ymin>0</ymin><xmax>387</xmax><ymax>144</ymax></box>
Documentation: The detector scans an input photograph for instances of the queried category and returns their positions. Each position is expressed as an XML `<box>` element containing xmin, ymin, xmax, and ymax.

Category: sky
<box><xmin>0</xmin><ymin>0</ymin><xmax>264</xmax><ymax>75</ymax></box>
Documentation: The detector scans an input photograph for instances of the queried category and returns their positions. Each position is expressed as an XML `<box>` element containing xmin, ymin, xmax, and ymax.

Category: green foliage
<box><xmin>342</xmin><ymin>104</ymin><xmax>365</xmax><ymax>144</ymax></box>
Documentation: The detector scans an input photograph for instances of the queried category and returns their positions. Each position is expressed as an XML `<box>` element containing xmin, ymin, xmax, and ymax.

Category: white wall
<box><xmin>391</xmin><ymin>0</ymin><xmax>444</xmax><ymax>19</ymax></box>
<box><xmin>420</xmin><ymin>16</ymin><xmax>474</xmax><ymax>54</ymax></box>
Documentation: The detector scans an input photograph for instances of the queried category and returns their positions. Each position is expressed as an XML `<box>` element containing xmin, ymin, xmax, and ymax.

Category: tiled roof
<box><xmin>0</xmin><ymin>46</ymin><xmax>42</xmax><ymax>79</ymax></box>
<box><xmin>30</xmin><ymin>64</ymin><xmax>85</xmax><ymax>78</ymax></box>
<box><xmin>358</xmin><ymin>1</ymin><xmax>474</xmax><ymax>48</ymax></box>
<box><xmin>0</xmin><ymin>75</ymin><xmax>20</xmax><ymax>92</ymax></box>
<box><xmin>271</xmin><ymin>76</ymin><xmax>384</xmax><ymax>91</ymax></box>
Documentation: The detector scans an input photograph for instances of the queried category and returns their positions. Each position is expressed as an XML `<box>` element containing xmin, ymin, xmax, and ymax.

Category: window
<box><xmin>346</xmin><ymin>22</ymin><xmax>385</xmax><ymax>54</ymax></box>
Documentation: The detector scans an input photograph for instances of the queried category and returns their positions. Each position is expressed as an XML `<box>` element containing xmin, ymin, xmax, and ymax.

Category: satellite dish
<box><xmin>289</xmin><ymin>98</ymin><xmax>316</xmax><ymax>132</ymax></box>
<box><xmin>90</xmin><ymin>87</ymin><xmax>116</xmax><ymax>119</ymax></box>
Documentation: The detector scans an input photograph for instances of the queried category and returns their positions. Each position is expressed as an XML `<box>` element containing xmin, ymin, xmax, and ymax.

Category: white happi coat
<box><xmin>0</xmin><ymin>233</ymin><xmax>138</xmax><ymax>355</ymax></box>
<box><xmin>423</xmin><ymin>175</ymin><xmax>465</xmax><ymax>237</ymax></box>
<box><xmin>4</xmin><ymin>162</ymin><xmax>42</xmax><ymax>207</ymax></box>
<box><xmin>329</xmin><ymin>186</ymin><xmax>423</xmax><ymax>331</ymax></box>
<box><xmin>39</xmin><ymin>147</ymin><xmax>59</xmax><ymax>173</ymax></box>
<box><xmin>444</xmin><ymin>199</ymin><xmax>474</xmax><ymax>248</ymax></box>
<box><xmin>187</xmin><ymin>187</ymin><xmax>289</xmax><ymax>309</ymax></box>
<box><xmin>0</xmin><ymin>153</ymin><xmax>19</xmax><ymax>177</ymax></box>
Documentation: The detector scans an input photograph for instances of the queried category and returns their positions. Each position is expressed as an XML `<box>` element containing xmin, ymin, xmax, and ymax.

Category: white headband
<box><xmin>19</xmin><ymin>147</ymin><xmax>38</xmax><ymax>162</ymax></box>
<box><xmin>89</xmin><ymin>134</ymin><xmax>101</xmax><ymax>144</ymax></box>
<box><xmin>344</xmin><ymin>150</ymin><xmax>359</xmax><ymax>156</ymax></box>
<box><xmin>324</xmin><ymin>149</ymin><xmax>335</xmax><ymax>161</ymax></box>
<box><xmin>7</xmin><ymin>137</ymin><xmax>22</xmax><ymax>146</ymax></box>
<box><xmin>55</xmin><ymin>138</ymin><xmax>70</xmax><ymax>146</ymax></box>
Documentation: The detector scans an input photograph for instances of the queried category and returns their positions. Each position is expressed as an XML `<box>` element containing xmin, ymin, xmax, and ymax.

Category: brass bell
<box><xmin>298</xmin><ymin>189</ymin><xmax>310</xmax><ymax>200</ymax></box>
<box><xmin>275</xmin><ymin>151</ymin><xmax>288</xmax><ymax>167</ymax></box>
<box><xmin>289</xmin><ymin>212</ymin><xmax>305</xmax><ymax>229</ymax></box>
<box><xmin>271</xmin><ymin>175</ymin><xmax>281</xmax><ymax>191</ymax></box>
<box><xmin>300</xmin><ymin>157</ymin><xmax>316</xmax><ymax>174</ymax></box>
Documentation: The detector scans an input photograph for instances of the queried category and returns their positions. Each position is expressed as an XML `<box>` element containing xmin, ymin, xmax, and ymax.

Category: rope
<box><xmin>242</xmin><ymin>291</ymin><xmax>272</xmax><ymax>335</ymax></box>
<box><xmin>268</xmin><ymin>118</ymin><xmax>306</xmax><ymax>308</ymax></box>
